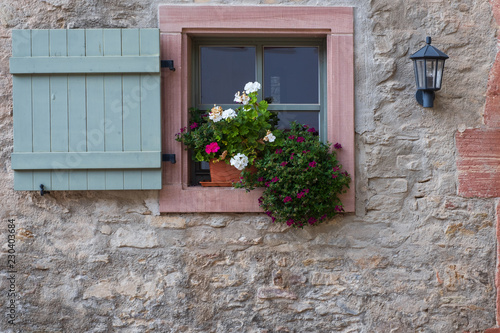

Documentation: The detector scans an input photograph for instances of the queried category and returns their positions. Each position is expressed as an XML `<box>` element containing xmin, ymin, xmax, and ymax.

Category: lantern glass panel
<box><xmin>425</xmin><ymin>59</ymin><xmax>437</xmax><ymax>89</ymax></box>
<box><xmin>415</xmin><ymin>59</ymin><xmax>425</xmax><ymax>89</ymax></box>
<box><xmin>435</xmin><ymin>59</ymin><xmax>445</xmax><ymax>89</ymax></box>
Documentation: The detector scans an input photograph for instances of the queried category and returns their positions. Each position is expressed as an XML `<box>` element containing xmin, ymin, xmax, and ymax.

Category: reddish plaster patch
<box><xmin>456</xmin><ymin>129</ymin><xmax>500</xmax><ymax>197</ymax></box>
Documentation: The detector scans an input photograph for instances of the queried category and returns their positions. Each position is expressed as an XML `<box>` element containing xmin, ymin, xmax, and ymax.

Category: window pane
<box><xmin>264</xmin><ymin>47</ymin><xmax>319</xmax><ymax>104</ymax></box>
<box><xmin>200</xmin><ymin>47</ymin><xmax>256</xmax><ymax>104</ymax></box>
<box><xmin>277</xmin><ymin>111</ymin><xmax>319</xmax><ymax>130</ymax></box>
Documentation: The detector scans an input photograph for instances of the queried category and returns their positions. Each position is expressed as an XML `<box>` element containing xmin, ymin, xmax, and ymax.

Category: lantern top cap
<box><xmin>410</xmin><ymin>36</ymin><xmax>449</xmax><ymax>60</ymax></box>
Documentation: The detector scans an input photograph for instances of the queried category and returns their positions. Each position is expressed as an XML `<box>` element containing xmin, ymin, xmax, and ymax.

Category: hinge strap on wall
<box><xmin>162</xmin><ymin>154</ymin><xmax>176</xmax><ymax>164</ymax></box>
<box><xmin>161</xmin><ymin>60</ymin><xmax>175</xmax><ymax>71</ymax></box>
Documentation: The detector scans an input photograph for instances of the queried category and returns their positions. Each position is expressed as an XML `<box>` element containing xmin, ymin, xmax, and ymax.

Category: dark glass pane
<box><xmin>200</xmin><ymin>47</ymin><xmax>256</xmax><ymax>104</ymax></box>
<box><xmin>264</xmin><ymin>47</ymin><xmax>319</xmax><ymax>104</ymax></box>
<box><xmin>277</xmin><ymin>111</ymin><xmax>319</xmax><ymax>130</ymax></box>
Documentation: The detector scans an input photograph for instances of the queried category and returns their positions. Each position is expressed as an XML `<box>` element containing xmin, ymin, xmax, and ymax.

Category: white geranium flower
<box><xmin>209</xmin><ymin>105</ymin><xmax>223</xmax><ymax>122</ymax></box>
<box><xmin>230</xmin><ymin>153</ymin><xmax>249</xmax><ymax>170</ymax></box>
<box><xmin>244</xmin><ymin>81</ymin><xmax>261</xmax><ymax>94</ymax></box>
<box><xmin>222</xmin><ymin>108</ymin><xmax>237</xmax><ymax>120</ymax></box>
<box><xmin>264</xmin><ymin>130</ymin><xmax>276</xmax><ymax>143</ymax></box>
<box><xmin>234</xmin><ymin>91</ymin><xmax>250</xmax><ymax>105</ymax></box>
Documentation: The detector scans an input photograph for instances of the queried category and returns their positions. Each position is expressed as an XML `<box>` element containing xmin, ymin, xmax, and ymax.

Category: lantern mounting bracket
<box><xmin>416</xmin><ymin>90</ymin><xmax>435</xmax><ymax>108</ymax></box>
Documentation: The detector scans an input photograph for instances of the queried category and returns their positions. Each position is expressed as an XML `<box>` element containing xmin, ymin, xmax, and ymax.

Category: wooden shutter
<box><xmin>10</xmin><ymin>29</ymin><xmax>162</xmax><ymax>190</ymax></box>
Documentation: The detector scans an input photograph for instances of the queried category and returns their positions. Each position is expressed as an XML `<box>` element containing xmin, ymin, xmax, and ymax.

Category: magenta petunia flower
<box><xmin>272</xmin><ymin>177</ymin><xmax>279</xmax><ymax>182</ymax></box>
<box><xmin>286</xmin><ymin>219</ymin><xmax>294</xmax><ymax>226</ymax></box>
<box><xmin>276</xmin><ymin>148</ymin><xmax>283</xmax><ymax>154</ymax></box>
<box><xmin>288</xmin><ymin>135</ymin><xmax>295</xmax><ymax>140</ymax></box>
<box><xmin>334</xmin><ymin>143</ymin><xmax>342</xmax><ymax>149</ymax></box>
<box><xmin>190</xmin><ymin>122</ymin><xmax>198</xmax><ymax>129</ymax></box>
<box><xmin>307</xmin><ymin>127</ymin><xmax>316</xmax><ymax>132</ymax></box>
<box><xmin>308</xmin><ymin>217</ymin><xmax>317</xmax><ymax>224</ymax></box>
<box><xmin>332</xmin><ymin>174</ymin><xmax>338</xmax><ymax>179</ymax></box>
<box><xmin>283</xmin><ymin>196</ymin><xmax>292</xmax><ymax>203</ymax></box>
<box><xmin>257</xmin><ymin>177</ymin><xmax>264</xmax><ymax>182</ymax></box>
<box><xmin>205</xmin><ymin>142</ymin><xmax>220</xmax><ymax>154</ymax></box>
<box><xmin>297</xmin><ymin>137</ymin><xmax>305</xmax><ymax>143</ymax></box>
<box><xmin>309</xmin><ymin>161</ymin><xmax>317</xmax><ymax>168</ymax></box>
<box><xmin>280</xmin><ymin>162</ymin><xmax>288</xmax><ymax>167</ymax></box>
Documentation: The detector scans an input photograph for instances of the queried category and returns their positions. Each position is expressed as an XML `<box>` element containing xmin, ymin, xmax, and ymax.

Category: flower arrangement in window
<box><xmin>236</xmin><ymin>122</ymin><xmax>351</xmax><ymax>228</ymax></box>
<box><xmin>175</xmin><ymin>82</ymin><xmax>280</xmax><ymax>171</ymax></box>
<box><xmin>176</xmin><ymin>82</ymin><xmax>351</xmax><ymax>226</ymax></box>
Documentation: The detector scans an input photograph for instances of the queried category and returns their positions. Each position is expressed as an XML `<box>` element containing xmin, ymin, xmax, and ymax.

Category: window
<box><xmin>191</xmin><ymin>38</ymin><xmax>326</xmax><ymax>184</ymax></box>
<box><xmin>159</xmin><ymin>6</ymin><xmax>354</xmax><ymax>213</ymax></box>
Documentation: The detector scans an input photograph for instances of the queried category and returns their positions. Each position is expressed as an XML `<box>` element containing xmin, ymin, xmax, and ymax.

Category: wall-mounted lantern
<box><xmin>410</xmin><ymin>37</ymin><xmax>449</xmax><ymax>108</ymax></box>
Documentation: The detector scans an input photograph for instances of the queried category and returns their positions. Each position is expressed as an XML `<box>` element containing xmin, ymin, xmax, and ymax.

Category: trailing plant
<box><xmin>236</xmin><ymin>122</ymin><xmax>351</xmax><ymax>228</ymax></box>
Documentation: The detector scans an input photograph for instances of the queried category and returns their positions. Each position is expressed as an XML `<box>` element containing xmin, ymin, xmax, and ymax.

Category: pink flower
<box><xmin>309</xmin><ymin>161</ymin><xmax>317</xmax><ymax>168</ymax></box>
<box><xmin>272</xmin><ymin>177</ymin><xmax>279</xmax><ymax>182</ymax></box>
<box><xmin>286</xmin><ymin>219</ymin><xmax>294</xmax><ymax>226</ymax></box>
<box><xmin>332</xmin><ymin>174</ymin><xmax>338</xmax><ymax>179</ymax></box>
<box><xmin>283</xmin><ymin>196</ymin><xmax>292</xmax><ymax>203</ymax></box>
<box><xmin>297</xmin><ymin>137</ymin><xmax>305</xmax><ymax>143</ymax></box>
<box><xmin>280</xmin><ymin>162</ymin><xmax>288</xmax><ymax>167</ymax></box>
<box><xmin>308</xmin><ymin>217</ymin><xmax>317</xmax><ymax>224</ymax></box>
<box><xmin>276</xmin><ymin>148</ymin><xmax>283</xmax><ymax>154</ymax></box>
<box><xmin>288</xmin><ymin>135</ymin><xmax>295</xmax><ymax>140</ymax></box>
<box><xmin>205</xmin><ymin>142</ymin><xmax>220</xmax><ymax>154</ymax></box>
<box><xmin>335</xmin><ymin>205</ymin><xmax>344</xmax><ymax>212</ymax></box>
<box><xmin>334</xmin><ymin>143</ymin><xmax>342</xmax><ymax>149</ymax></box>
<box><xmin>307</xmin><ymin>128</ymin><xmax>316</xmax><ymax>133</ymax></box>
<box><xmin>190</xmin><ymin>122</ymin><xmax>198</xmax><ymax>129</ymax></box>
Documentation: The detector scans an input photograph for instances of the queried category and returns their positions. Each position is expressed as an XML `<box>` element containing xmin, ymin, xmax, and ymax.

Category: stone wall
<box><xmin>0</xmin><ymin>0</ymin><xmax>498</xmax><ymax>332</ymax></box>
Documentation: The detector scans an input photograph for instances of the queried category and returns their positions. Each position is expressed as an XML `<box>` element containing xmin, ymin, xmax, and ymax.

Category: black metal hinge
<box><xmin>161</xmin><ymin>60</ymin><xmax>175</xmax><ymax>71</ymax></box>
<box><xmin>162</xmin><ymin>154</ymin><xmax>176</xmax><ymax>164</ymax></box>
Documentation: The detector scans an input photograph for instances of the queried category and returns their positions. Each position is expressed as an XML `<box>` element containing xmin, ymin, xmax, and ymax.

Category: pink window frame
<box><xmin>158</xmin><ymin>5</ymin><xmax>354</xmax><ymax>213</ymax></box>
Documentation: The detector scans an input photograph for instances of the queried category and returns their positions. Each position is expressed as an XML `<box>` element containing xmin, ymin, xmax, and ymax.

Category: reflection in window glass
<box><xmin>200</xmin><ymin>47</ymin><xmax>256</xmax><ymax>104</ymax></box>
<box><xmin>277</xmin><ymin>111</ymin><xmax>319</xmax><ymax>130</ymax></box>
<box><xmin>264</xmin><ymin>47</ymin><xmax>319</xmax><ymax>104</ymax></box>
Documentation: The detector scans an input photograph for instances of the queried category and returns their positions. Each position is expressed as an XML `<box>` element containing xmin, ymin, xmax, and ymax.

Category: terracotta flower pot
<box><xmin>201</xmin><ymin>159</ymin><xmax>242</xmax><ymax>186</ymax></box>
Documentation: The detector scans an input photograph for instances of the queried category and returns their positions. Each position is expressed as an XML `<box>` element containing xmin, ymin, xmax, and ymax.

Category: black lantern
<box><xmin>410</xmin><ymin>37</ymin><xmax>449</xmax><ymax>108</ymax></box>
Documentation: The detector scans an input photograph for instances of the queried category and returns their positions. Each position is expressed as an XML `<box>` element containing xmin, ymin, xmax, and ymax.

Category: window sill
<box><xmin>159</xmin><ymin>184</ymin><xmax>264</xmax><ymax>213</ymax></box>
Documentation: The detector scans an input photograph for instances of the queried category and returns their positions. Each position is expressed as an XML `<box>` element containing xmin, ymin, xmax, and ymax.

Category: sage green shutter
<box><xmin>10</xmin><ymin>29</ymin><xmax>162</xmax><ymax>190</ymax></box>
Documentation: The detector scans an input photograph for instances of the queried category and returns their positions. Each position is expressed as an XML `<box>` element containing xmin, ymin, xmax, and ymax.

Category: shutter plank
<box><xmin>122</xmin><ymin>29</ymin><xmax>143</xmax><ymax>188</ymax></box>
<box><xmin>31</xmin><ymin>31</ymin><xmax>51</xmax><ymax>189</ymax></box>
<box><xmin>50</xmin><ymin>30</ymin><xmax>70</xmax><ymax>189</ymax></box>
<box><xmin>68</xmin><ymin>29</ymin><xmax>85</xmax><ymax>57</ymax></box>
<box><xmin>67</xmin><ymin>31</ymin><xmax>88</xmax><ymax>188</ymax></box>
<box><xmin>12</xmin><ymin>30</ymin><xmax>33</xmax><ymax>190</ymax></box>
<box><xmin>86</xmin><ymin>30</ymin><xmax>106</xmax><ymax>189</ymax></box>
<box><xmin>12</xmin><ymin>152</ymin><xmax>160</xmax><ymax>169</ymax></box>
<box><xmin>140</xmin><ymin>29</ymin><xmax>161</xmax><ymax>189</ymax></box>
<box><xmin>10</xmin><ymin>56</ymin><xmax>159</xmax><ymax>74</ymax></box>
<box><xmin>103</xmin><ymin>29</ymin><xmax>124</xmax><ymax>189</ymax></box>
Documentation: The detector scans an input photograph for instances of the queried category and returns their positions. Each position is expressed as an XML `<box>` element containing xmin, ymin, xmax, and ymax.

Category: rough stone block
<box><xmin>148</xmin><ymin>215</ymin><xmax>187</xmax><ymax>229</ymax></box>
<box><xmin>257</xmin><ymin>286</ymin><xmax>297</xmax><ymax>300</ymax></box>
<box><xmin>110</xmin><ymin>227</ymin><xmax>159</xmax><ymax>248</ymax></box>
